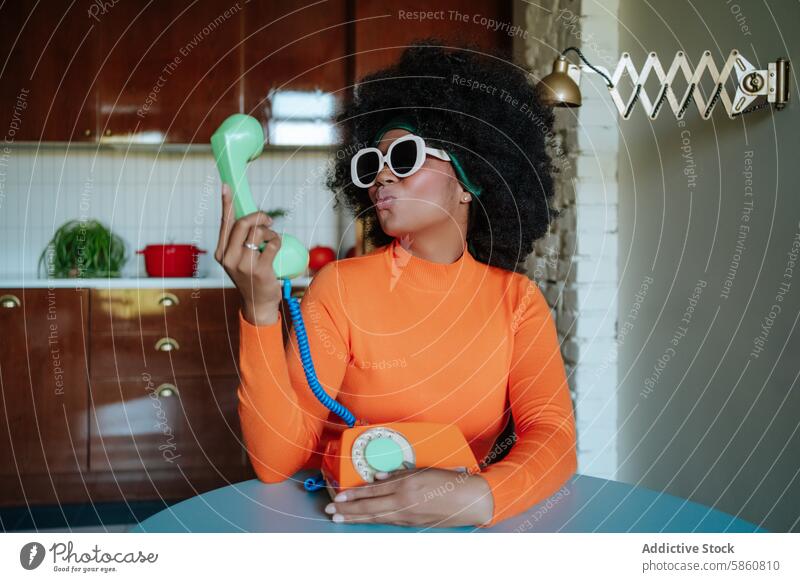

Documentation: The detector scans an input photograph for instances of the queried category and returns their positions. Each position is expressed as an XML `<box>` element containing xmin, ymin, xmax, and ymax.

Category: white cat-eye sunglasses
<box><xmin>350</xmin><ymin>134</ymin><xmax>451</xmax><ymax>189</ymax></box>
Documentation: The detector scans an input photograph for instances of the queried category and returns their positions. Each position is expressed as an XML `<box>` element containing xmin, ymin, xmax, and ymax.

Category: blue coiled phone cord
<box><xmin>303</xmin><ymin>475</ymin><xmax>327</xmax><ymax>492</ymax></box>
<box><xmin>282</xmin><ymin>278</ymin><xmax>356</xmax><ymax>428</ymax></box>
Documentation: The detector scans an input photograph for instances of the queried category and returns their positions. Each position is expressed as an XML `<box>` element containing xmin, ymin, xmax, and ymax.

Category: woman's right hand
<box><xmin>215</xmin><ymin>183</ymin><xmax>283</xmax><ymax>326</ymax></box>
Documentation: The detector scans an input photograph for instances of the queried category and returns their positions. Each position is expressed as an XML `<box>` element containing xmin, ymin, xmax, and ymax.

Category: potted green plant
<box><xmin>38</xmin><ymin>219</ymin><xmax>127</xmax><ymax>278</ymax></box>
<box><xmin>267</xmin><ymin>208</ymin><xmax>287</xmax><ymax>220</ymax></box>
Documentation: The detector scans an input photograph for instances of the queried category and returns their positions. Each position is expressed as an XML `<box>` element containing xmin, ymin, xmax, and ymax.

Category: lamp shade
<box><xmin>537</xmin><ymin>56</ymin><xmax>582</xmax><ymax>107</ymax></box>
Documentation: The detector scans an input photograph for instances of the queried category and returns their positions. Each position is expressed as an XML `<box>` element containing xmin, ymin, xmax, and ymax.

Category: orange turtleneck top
<box><xmin>236</xmin><ymin>237</ymin><xmax>577</xmax><ymax>527</ymax></box>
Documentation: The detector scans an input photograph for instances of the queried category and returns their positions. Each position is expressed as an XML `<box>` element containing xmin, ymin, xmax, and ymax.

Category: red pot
<box><xmin>137</xmin><ymin>244</ymin><xmax>207</xmax><ymax>277</ymax></box>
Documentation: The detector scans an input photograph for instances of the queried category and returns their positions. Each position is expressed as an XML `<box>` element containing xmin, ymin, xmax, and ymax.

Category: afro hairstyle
<box><xmin>326</xmin><ymin>37</ymin><xmax>561</xmax><ymax>273</ymax></box>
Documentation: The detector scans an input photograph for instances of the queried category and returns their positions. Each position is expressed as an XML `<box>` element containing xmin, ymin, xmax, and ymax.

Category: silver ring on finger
<box><xmin>243</xmin><ymin>242</ymin><xmax>260</xmax><ymax>251</ymax></box>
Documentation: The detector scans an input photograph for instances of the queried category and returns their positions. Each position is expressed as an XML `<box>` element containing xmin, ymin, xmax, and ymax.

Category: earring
<box><xmin>463</xmin><ymin>195</ymin><xmax>470</xmax><ymax>202</ymax></box>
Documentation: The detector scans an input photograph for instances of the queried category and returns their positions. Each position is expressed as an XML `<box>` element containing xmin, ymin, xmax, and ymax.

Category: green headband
<box><xmin>370</xmin><ymin>116</ymin><xmax>483</xmax><ymax>198</ymax></box>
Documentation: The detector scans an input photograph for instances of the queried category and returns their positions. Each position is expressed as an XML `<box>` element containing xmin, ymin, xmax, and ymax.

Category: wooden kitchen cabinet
<box><xmin>0</xmin><ymin>285</ymin><xmax>263</xmax><ymax>507</ymax></box>
<box><xmin>354</xmin><ymin>0</ymin><xmax>513</xmax><ymax>79</ymax></box>
<box><xmin>242</xmin><ymin>0</ymin><xmax>349</xmax><ymax>129</ymax></box>
<box><xmin>1</xmin><ymin>1</ymin><xmax>514</xmax><ymax>144</ymax></box>
<box><xmin>0</xmin><ymin>0</ymin><xmax>243</xmax><ymax>144</ymax></box>
<box><xmin>0</xmin><ymin>0</ymin><xmax>99</xmax><ymax>141</ymax></box>
<box><xmin>87</xmin><ymin>287</ymin><xmax>245</xmax><ymax>484</ymax></box>
<box><xmin>0</xmin><ymin>289</ymin><xmax>89</xmax><ymax>476</ymax></box>
<box><xmin>89</xmin><ymin>329</ymin><xmax>239</xmax><ymax>378</ymax></box>
<box><xmin>89</xmin><ymin>375</ymin><xmax>243</xmax><ymax>473</ymax></box>
<box><xmin>89</xmin><ymin>287</ymin><xmax>242</xmax><ymax>380</ymax></box>
<box><xmin>93</xmin><ymin>0</ymin><xmax>243</xmax><ymax>144</ymax></box>
<box><xmin>90</xmin><ymin>288</ymin><xmax>241</xmax><ymax>334</ymax></box>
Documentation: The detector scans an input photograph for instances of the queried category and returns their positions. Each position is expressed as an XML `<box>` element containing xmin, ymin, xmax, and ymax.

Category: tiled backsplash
<box><xmin>0</xmin><ymin>147</ymin><xmax>353</xmax><ymax>279</ymax></box>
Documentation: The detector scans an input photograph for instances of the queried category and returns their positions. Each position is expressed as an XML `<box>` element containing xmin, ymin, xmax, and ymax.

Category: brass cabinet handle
<box><xmin>0</xmin><ymin>294</ymin><xmax>21</xmax><ymax>309</ymax></box>
<box><xmin>158</xmin><ymin>293</ymin><xmax>180</xmax><ymax>307</ymax></box>
<box><xmin>83</xmin><ymin>128</ymin><xmax>91</xmax><ymax>137</ymax></box>
<box><xmin>154</xmin><ymin>337</ymin><xmax>180</xmax><ymax>352</ymax></box>
<box><xmin>104</xmin><ymin>129</ymin><xmax>112</xmax><ymax>136</ymax></box>
<box><xmin>156</xmin><ymin>383</ymin><xmax>179</xmax><ymax>398</ymax></box>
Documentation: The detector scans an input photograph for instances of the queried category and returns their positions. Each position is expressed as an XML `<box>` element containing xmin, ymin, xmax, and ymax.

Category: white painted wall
<box><xmin>617</xmin><ymin>0</ymin><xmax>800</xmax><ymax>532</ymax></box>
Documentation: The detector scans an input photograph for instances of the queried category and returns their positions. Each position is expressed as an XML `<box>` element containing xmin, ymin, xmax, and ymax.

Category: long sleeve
<box><xmin>477</xmin><ymin>278</ymin><xmax>578</xmax><ymax>527</ymax></box>
<box><xmin>237</xmin><ymin>263</ymin><xmax>350</xmax><ymax>483</ymax></box>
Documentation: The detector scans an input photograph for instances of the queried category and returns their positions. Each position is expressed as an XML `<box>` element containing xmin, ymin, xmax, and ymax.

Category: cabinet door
<box><xmin>94</xmin><ymin>0</ymin><xmax>242</xmax><ymax>144</ymax></box>
<box><xmin>242</xmin><ymin>0</ymin><xmax>348</xmax><ymax>140</ymax></box>
<box><xmin>0</xmin><ymin>289</ymin><xmax>89</xmax><ymax>475</ymax></box>
<box><xmin>0</xmin><ymin>1</ymin><xmax>98</xmax><ymax>141</ymax></box>
<box><xmin>354</xmin><ymin>0</ymin><xmax>513</xmax><ymax>79</ymax></box>
<box><xmin>89</xmin><ymin>375</ymin><xmax>243</xmax><ymax>472</ymax></box>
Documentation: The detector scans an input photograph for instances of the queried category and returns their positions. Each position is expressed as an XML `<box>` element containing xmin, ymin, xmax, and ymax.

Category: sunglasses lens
<box><xmin>355</xmin><ymin>151</ymin><xmax>380</xmax><ymax>186</ymax></box>
<box><xmin>389</xmin><ymin>139</ymin><xmax>419</xmax><ymax>175</ymax></box>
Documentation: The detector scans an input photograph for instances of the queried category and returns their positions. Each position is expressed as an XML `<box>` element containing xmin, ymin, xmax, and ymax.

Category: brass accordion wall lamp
<box><xmin>536</xmin><ymin>46</ymin><xmax>791</xmax><ymax>119</ymax></box>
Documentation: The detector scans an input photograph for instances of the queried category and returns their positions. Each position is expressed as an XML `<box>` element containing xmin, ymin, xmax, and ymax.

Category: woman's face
<box><xmin>366</xmin><ymin>129</ymin><xmax>466</xmax><ymax>238</ymax></box>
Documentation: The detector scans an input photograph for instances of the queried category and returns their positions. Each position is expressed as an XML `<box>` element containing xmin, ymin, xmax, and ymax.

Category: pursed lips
<box><xmin>376</xmin><ymin>195</ymin><xmax>396</xmax><ymax>210</ymax></box>
<box><xmin>374</xmin><ymin>187</ymin><xmax>397</xmax><ymax>210</ymax></box>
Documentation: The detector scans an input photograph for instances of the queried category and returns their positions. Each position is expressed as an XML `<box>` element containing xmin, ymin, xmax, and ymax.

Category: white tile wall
<box><xmin>0</xmin><ymin>147</ymin><xmax>353</xmax><ymax>278</ymax></box>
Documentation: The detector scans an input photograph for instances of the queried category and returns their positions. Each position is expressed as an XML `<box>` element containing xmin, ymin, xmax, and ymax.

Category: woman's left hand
<box><xmin>324</xmin><ymin>468</ymin><xmax>494</xmax><ymax>527</ymax></box>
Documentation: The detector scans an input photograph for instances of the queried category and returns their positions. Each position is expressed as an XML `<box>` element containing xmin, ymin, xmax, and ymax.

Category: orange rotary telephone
<box><xmin>211</xmin><ymin>114</ymin><xmax>480</xmax><ymax>500</ymax></box>
<box><xmin>320</xmin><ymin>422</ymin><xmax>479</xmax><ymax>497</ymax></box>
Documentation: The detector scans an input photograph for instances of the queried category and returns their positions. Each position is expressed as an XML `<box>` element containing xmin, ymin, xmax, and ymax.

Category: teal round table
<box><xmin>128</xmin><ymin>471</ymin><xmax>766</xmax><ymax>533</ymax></box>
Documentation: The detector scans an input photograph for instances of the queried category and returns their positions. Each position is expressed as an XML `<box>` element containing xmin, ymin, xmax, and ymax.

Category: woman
<box><xmin>215</xmin><ymin>39</ymin><xmax>577</xmax><ymax>528</ymax></box>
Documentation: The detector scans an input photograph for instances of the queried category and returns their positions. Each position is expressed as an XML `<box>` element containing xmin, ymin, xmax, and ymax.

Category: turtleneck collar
<box><xmin>384</xmin><ymin>237</ymin><xmax>479</xmax><ymax>292</ymax></box>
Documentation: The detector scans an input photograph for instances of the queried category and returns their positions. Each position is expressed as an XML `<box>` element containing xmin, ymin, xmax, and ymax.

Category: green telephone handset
<box><xmin>211</xmin><ymin>113</ymin><xmax>309</xmax><ymax>280</ymax></box>
<box><xmin>211</xmin><ymin>113</ymin><xmax>357</xmax><ymax>428</ymax></box>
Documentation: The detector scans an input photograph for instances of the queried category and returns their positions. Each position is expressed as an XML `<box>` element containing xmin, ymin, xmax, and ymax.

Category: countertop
<box><xmin>0</xmin><ymin>274</ymin><xmax>312</xmax><ymax>289</ymax></box>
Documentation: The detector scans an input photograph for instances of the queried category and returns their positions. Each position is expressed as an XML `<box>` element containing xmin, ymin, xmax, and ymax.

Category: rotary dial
<box><xmin>351</xmin><ymin>427</ymin><xmax>415</xmax><ymax>483</ymax></box>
